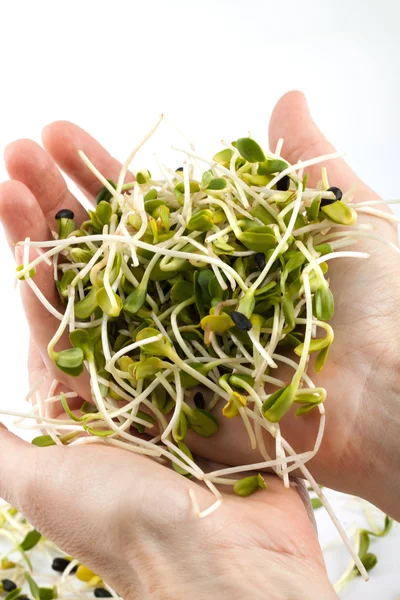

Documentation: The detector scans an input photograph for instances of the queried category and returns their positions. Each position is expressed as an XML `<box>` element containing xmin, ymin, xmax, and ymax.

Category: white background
<box><xmin>0</xmin><ymin>0</ymin><xmax>399</xmax><ymax>597</ymax></box>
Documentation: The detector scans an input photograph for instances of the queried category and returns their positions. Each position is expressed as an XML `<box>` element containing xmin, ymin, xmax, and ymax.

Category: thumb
<box><xmin>268</xmin><ymin>91</ymin><xmax>377</xmax><ymax>200</ymax></box>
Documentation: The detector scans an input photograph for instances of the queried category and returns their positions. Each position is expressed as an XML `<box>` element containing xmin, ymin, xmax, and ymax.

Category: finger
<box><xmin>268</xmin><ymin>91</ymin><xmax>378</xmax><ymax>200</ymax></box>
<box><xmin>28</xmin><ymin>338</ymin><xmax>84</xmax><ymax>416</ymax></box>
<box><xmin>0</xmin><ymin>180</ymin><xmax>90</xmax><ymax>401</ymax></box>
<box><xmin>42</xmin><ymin>121</ymin><xmax>134</xmax><ymax>200</ymax></box>
<box><xmin>4</xmin><ymin>139</ymin><xmax>89</xmax><ymax>228</ymax></box>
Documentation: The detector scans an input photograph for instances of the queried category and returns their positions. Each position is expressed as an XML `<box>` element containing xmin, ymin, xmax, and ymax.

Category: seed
<box><xmin>2</xmin><ymin>579</ymin><xmax>17</xmax><ymax>592</ymax></box>
<box><xmin>175</xmin><ymin>167</ymin><xmax>184</xmax><ymax>172</ymax></box>
<box><xmin>51</xmin><ymin>557</ymin><xmax>77</xmax><ymax>573</ymax></box>
<box><xmin>320</xmin><ymin>186</ymin><xmax>342</xmax><ymax>207</ymax></box>
<box><xmin>55</xmin><ymin>209</ymin><xmax>74</xmax><ymax>220</ymax></box>
<box><xmin>255</xmin><ymin>252</ymin><xmax>266</xmax><ymax>271</ymax></box>
<box><xmin>276</xmin><ymin>175</ymin><xmax>290</xmax><ymax>191</ymax></box>
<box><xmin>230</xmin><ymin>311</ymin><xmax>252</xmax><ymax>331</ymax></box>
<box><xmin>193</xmin><ymin>392</ymin><xmax>205</xmax><ymax>409</ymax></box>
<box><xmin>94</xmin><ymin>589</ymin><xmax>112</xmax><ymax>598</ymax></box>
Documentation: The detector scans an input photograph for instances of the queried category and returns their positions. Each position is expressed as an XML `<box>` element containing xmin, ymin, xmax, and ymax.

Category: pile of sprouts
<box><xmin>8</xmin><ymin>118</ymin><xmax>400</xmax><ymax>581</ymax></box>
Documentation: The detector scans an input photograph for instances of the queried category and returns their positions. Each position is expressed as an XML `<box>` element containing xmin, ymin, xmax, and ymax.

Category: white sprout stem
<box><xmin>315</xmin><ymin>250</ymin><xmax>370</xmax><ymax>264</ymax></box>
<box><xmin>296</xmin><ymin>240</ymin><xmax>327</xmax><ymax>288</ymax></box>
<box><xmin>315</xmin><ymin>229</ymin><xmax>400</xmax><ymax>255</ymax></box>
<box><xmin>16</xmin><ymin>241</ymin><xmax>69</xmax><ymax>281</ymax></box>
<box><xmin>103</xmin><ymin>224</ymin><xmax>119</xmax><ymax>311</ymax></box>
<box><xmin>197</xmin><ymin>197</ymin><xmax>241</xmax><ymax>237</ymax></box>
<box><xmin>275</xmin><ymin>138</ymin><xmax>284</xmax><ymax>156</ymax></box>
<box><xmin>47</xmin><ymin>286</ymin><xmax>75</xmax><ymax>356</ymax></box>
<box><xmin>22</xmin><ymin>233</ymin><xmax>248</xmax><ymax>292</ymax></box>
<box><xmin>248</xmin><ymin>330</ymin><xmax>277</xmax><ymax>369</ymax></box>
<box><xmin>250</xmin><ymin>173</ymin><xmax>304</xmax><ymax>291</ymax></box>
<box><xmin>116</xmin><ymin>114</ymin><xmax>163</xmax><ymax>194</ymax></box>
<box><xmin>205</xmin><ymin>224</ymin><xmax>232</xmax><ymax>243</ymax></box>
<box><xmin>36</xmin><ymin>390</ymin><xmax>62</xmax><ymax>446</ymax></box>
<box><xmin>106</xmin><ymin>334</ymin><xmax>163</xmax><ymax>371</ymax></box>
<box><xmin>204</xmin><ymin>451</ymin><xmax>313</xmax><ymax>480</ymax></box>
<box><xmin>275</xmin><ymin>424</ymin><xmax>289</xmax><ymax>488</ymax></box>
<box><xmin>292</xmin><ymin>220</ymin><xmax>372</xmax><ymax>237</ymax></box>
<box><xmin>355</xmin><ymin>205</ymin><xmax>400</xmax><ymax>224</ymax></box>
<box><xmin>162</xmin><ymin>371</ymin><xmax>183</xmax><ymax>440</ymax></box>
<box><xmin>78</xmin><ymin>150</ymin><xmax>125</xmax><ymax>208</ymax></box>
<box><xmin>281</xmin><ymin>438</ymin><xmax>368</xmax><ymax>581</ymax></box>
<box><xmin>352</xmin><ymin>198</ymin><xmax>400</xmax><ymax>207</ymax></box>
<box><xmin>266</xmin><ymin>151</ymin><xmax>344</xmax><ymax>189</ymax></box>
<box><xmin>170</xmin><ymin>298</ymin><xmax>197</xmax><ymax>361</ymax></box>
<box><xmin>292</xmin><ymin>272</ymin><xmax>313</xmax><ymax>388</ymax></box>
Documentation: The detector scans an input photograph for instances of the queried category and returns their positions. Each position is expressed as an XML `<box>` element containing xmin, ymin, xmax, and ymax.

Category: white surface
<box><xmin>0</xmin><ymin>0</ymin><xmax>399</xmax><ymax>597</ymax></box>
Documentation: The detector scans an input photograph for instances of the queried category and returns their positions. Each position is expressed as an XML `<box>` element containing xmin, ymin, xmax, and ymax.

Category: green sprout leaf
<box><xmin>238</xmin><ymin>226</ymin><xmax>276</xmax><ymax>252</ymax></box>
<box><xmin>70</xmin><ymin>329</ymin><xmax>94</xmax><ymax>362</ymax></box>
<box><xmin>95</xmin><ymin>179</ymin><xmax>116</xmax><ymax>204</ymax></box>
<box><xmin>200</xmin><ymin>313</ymin><xmax>234</xmax><ymax>333</ymax></box>
<box><xmin>311</xmin><ymin>498</ymin><xmax>323</xmax><ymax>510</ymax></box>
<box><xmin>313</xmin><ymin>286</ymin><xmax>334</xmax><ymax>321</ymax></box>
<box><xmin>135</xmin><ymin>328</ymin><xmax>173</xmax><ymax>358</ymax></box>
<box><xmin>20</xmin><ymin>529</ymin><xmax>41</xmax><ymax>551</ymax></box>
<box><xmin>321</xmin><ymin>201</ymin><xmax>357</xmax><ymax>225</ymax></box>
<box><xmin>124</xmin><ymin>282</ymin><xmax>147</xmax><ymax>314</ymax></box>
<box><xmin>25</xmin><ymin>572</ymin><xmax>41</xmax><ymax>600</ymax></box>
<box><xmin>96</xmin><ymin>287</ymin><xmax>123</xmax><ymax>317</ymax></box>
<box><xmin>213</xmin><ymin>148</ymin><xmax>233</xmax><ymax>166</ymax></box>
<box><xmin>4</xmin><ymin>589</ymin><xmax>22</xmax><ymax>600</ymax></box>
<box><xmin>74</xmin><ymin>286</ymin><xmax>98</xmax><ymax>319</ymax></box>
<box><xmin>207</xmin><ymin>178</ymin><xmax>227</xmax><ymax>190</ymax></box>
<box><xmin>234</xmin><ymin>473</ymin><xmax>267</xmax><ymax>497</ymax></box>
<box><xmin>31</xmin><ymin>435</ymin><xmax>57</xmax><ymax>447</ymax></box>
<box><xmin>183</xmin><ymin>406</ymin><xmax>219</xmax><ymax>438</ymax></box>
<box><xmin>236</xmin><ymin>138</ymin><xmax>265</xmax><ymax>163</ymax></box>
<box><xmin>262</xmin><ymin>384</ymin><xmax>296</xmax><ymax>422</ymax></box>
<box><xmin>53</xmin><ymin>348</ymin><xmax>84</xmax><ymax>377</ymax></box>
<box><xmin>171</xmin><ymin>440</ymin><xmax>193</xmax><ymax>477</ymax></box>
<box><xmin>257</xmin><ymin>158</ymin><xmax>288</xmax><ymax>175</ymax></box>
<box><xmin>187</xmin><ymin>209</ymin><xmax>214</xmax><ymax>232</ymax></box>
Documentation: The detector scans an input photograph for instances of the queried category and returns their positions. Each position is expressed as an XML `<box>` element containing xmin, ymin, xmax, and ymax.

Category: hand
<box><xmin>266</xmin><ymin>92</ymin><xmax>400</xmax><ymax>520</ymax></box>
<box><xmin>0</xmin><ymin>424</ymin><xmax>336</xmax><ymax>599</ymax></box>
<box><xmin>0</xmin><ymin>93</ymin><xmax>399</xmax><ymax>523</ymax></box>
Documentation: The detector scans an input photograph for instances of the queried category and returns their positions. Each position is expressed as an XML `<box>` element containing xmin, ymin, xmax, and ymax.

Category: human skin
<box><xmin>0</xmin><ymin>90</ymin><xmax>398</xmax><ymax>597</ymax></box>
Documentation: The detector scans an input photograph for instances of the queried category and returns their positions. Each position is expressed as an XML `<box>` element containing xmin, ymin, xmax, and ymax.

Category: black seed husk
<box><xmin>230</xmin><ymin>311</ymin><xmax>252</xmax><ymax>331</ymax></box>
<box><xmin>320</xmin><ymin>186</ymin><xmax>342</xmax><ymax>207</ymax></box>
<box><xmin>94</xmin><ymin>588</ymin><xmax>113</xmax><ymax>598</ymax></box>
<box><xmin>193</xmin><ymin>392</ymin><xmax>205</xmax><ymax>409</ymax></box>
<box><xmin>55</xmin><ymin>209</ymin><xmax>74</xmax><ymax>220</ymax></box>
<box><xmin>276</xmin><ymin>175</ymin><xmax>290</xmax><ymax>191</ymax></box>
<box><xmin>2</xmin><ymin>579</ymin><xmax>17</xmax><ymax>592</ymax></box>
<box><xmin>51</xmin><ymin>557</ymin><xmax>75</xmax><ymax>573</ymax></box>
<box><xmin>255</xmin><ymin>252</ymin><xmax>266</xmax><ymax>271</ymax></box>
<box><xmin>175</xmin><ymin>167</ymin><xmax>184</xmax><ymax>172</ymax></box>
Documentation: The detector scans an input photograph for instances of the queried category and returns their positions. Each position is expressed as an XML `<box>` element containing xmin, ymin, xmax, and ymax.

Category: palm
<box><xmin>16</xmin><ymin>438</ymin><xmax>326</xmax><ymax>599</ymax></box>
<box><xmin>1</xmin><ymin>91</ymin><xmax>398</xmax><ymax>505</ymax></box>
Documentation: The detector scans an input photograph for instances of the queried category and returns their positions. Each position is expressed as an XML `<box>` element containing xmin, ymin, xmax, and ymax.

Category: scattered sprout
<box><xmin>234</xmin><ymin>473</ymin><xmax>267</xmax><ymax>497</ymax></box>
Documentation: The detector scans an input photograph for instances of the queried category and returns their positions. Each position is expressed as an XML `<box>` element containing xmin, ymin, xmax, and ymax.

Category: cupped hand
<box><xmin>0</xmin><ymin>91</ymin><xmax>399</xmax><ymax>522</ymax></box>
<box><xmin>0</xmin><ymin>425</ymin><xmax>335</xmax><ymax>599</ymax></box>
